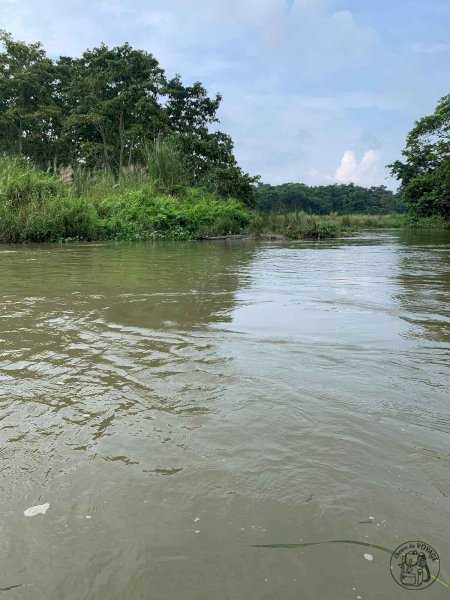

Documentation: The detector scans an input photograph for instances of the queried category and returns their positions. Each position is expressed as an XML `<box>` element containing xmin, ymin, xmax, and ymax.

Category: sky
<box><xmin>1</xmin><ymin>0</ymin><xmax>449</xmax><ymax>188</ymax></box>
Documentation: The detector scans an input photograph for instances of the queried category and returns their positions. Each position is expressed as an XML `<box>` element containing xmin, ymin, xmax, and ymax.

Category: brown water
<box><xmin>0</xmin><ymin>231</ymin><xmax>449</xmax><ymax>599</ymax></box>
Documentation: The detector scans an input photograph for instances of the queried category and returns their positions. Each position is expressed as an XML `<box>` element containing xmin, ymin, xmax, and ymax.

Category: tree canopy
<box><xmin>0</xmin><ymin>31</ymin><xmax>257</xmax><ymax>203</ymax></box>
<box><xmin>389</xmin><ymin>94</ymin><xmax>450</xmax><ymax>218</ymax></box>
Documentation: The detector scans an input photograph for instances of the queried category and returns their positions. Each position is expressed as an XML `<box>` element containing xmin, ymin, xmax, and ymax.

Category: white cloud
<box><xmin>334</xmin><ymin>150</ymin><xmax>383</xmax><ymax>187</ymax></box>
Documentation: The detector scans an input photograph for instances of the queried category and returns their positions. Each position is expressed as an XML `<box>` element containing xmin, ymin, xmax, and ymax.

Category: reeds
<box><xmin>141</xmin><ymin>138</ymin><xmax>189</xmax><ymax>195</ymax></box>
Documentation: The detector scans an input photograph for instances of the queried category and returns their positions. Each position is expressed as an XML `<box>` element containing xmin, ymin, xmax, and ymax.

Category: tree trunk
<box><xmin>119</xmin><ymin>107</ymin><xmax>125</xmax><ymax>174</ymax></box>
<box><xmin>97</xmin><ymin>124</ymin><xmax>109</xmax><ymax>170</ymax></box>
<box><xmin>18</xmin><ymin>118</ymin><xmax>23</xmax><ymax>155</ymax></box>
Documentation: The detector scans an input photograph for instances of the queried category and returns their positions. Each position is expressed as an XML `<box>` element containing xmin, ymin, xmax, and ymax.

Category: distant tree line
<box><xmin>255</xmin><ymin>182</ymin><xmax>405</xmax><ymax>214</ymax></box>
<box><xmin>0</xmin><ymin>31</ymin><xmax>257</xmax><ymax>203</ymax></box>
<box><xmin>259</xmin><ymin>94</ymin><xmax>450</xmax><ymax>219</ymax></box>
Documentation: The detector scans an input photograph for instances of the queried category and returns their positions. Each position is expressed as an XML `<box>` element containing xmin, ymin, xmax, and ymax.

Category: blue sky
<box><xmin>1</xmin><ymin>0</ymin><xmax>449</xmax><ymax>188</ymax></box>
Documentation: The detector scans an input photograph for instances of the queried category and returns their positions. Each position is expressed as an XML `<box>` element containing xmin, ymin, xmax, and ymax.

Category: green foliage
<box><xmin>253</xmin><ymin>212</ymin><xmax>343</xmax><ymax>240</ymax></box>
<box><xmin>165</xmin><ymin>76</ymin><xmax>221</xmax><ymax>134</ymax></box>
<box><xmin>0</xmin><ymin>194</ymin><xmax>98</xmax><ymax>243</ymax></box>
<box><xmin>0</xmin><ymin>157</ymin><xmax>252</xmax><ymax>242</ymax></box>
<box><xmin>284</xmin><ymin>221</ymin><xmax>340</xmax><ymax>240</ymax></box>
<box><xmin>255</xmin><ymin>182</ymin><xmax>404</xmax><ymax>215</ymax></box>
<box><xmin>1</xmin><ymin>159</ymin><xmax>444</xmax><ymax>244</ymax></box>
<box><xmin>0</xmin><ymin>32</ymin><xmax>256</xmax><ymax>204</ymax></box>
<box><xmin>0</xmin><ymin>31</ymin><xmax>57</xmax><ymax>166</ymax></box>
<box><xmin>176</xmin><ymin>130</ymin><xmax>259</xmax><ymax>204</ymax></box>
<box><xmin>401</xmin><ymin>156</ymin><xmax>450</xmax><ymax>219</ymax></box>
<box><xmin>180</xmin><ymin>189</ymin><xmax>252</xmax><ymax>236</ymax></box>
<box><xmin>61</xmin><ymin>42</ymin><xmax>166</xmax><ymax>171</ymax></box>
<box><xmin>71</xmin><ymin>169</ymin><xmax>119</xmax><ymax>199</ymax></box>
<box><xmin>95</xmin><ymin>188</ymin><xmax>252</xmax><ymax>241</ymax></box>
<box><xmin>389</xmin><ymin>94</ymin><xmax>450</xmax><ymax>218</ymax></box>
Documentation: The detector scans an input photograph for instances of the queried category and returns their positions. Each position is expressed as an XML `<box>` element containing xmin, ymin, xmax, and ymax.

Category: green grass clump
<box><xmin>0</xmin><ymin>195</ymin><xmax>99</xmax><ymax>243</ymax></box>
<box><xmin>401</xmin><ymin>213</ymin><xmax>450</xmax><ymax>229</ymax></box>
<box><xmin>0</xmin><ymin>157</ymin><xmax>66</xmax><ymax>207</ymax></box>
<box><xmin>142</xmin><ymin>137</ymin><xmax>189</xmax><ymax>196</ymax></box>
<box><xmin>250</xmin><ymin>211</ymin><xmax>345</xmax><ymax>239</ymax></box>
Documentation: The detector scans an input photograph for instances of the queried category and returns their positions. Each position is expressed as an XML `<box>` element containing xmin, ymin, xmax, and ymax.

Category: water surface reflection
<box><xmin>0</xmin><ymin>233</ymin><xmax>448</xmax><ymax>599</ymax></box>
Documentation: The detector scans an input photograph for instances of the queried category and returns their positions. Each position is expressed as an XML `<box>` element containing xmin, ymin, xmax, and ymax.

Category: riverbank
<box><xmin>0</xmin><ymin>158</ymin><xmax>448</xmax><ymax>243</ymax></box>
<box><xmin>0</xmin><ymin>158</ymin><xmax>252</xmax><ymax>243</ymax></box>
<box><xmin>251</xmin><ymin>211</ymin><xmax>449</xmax><ymax>241</ymax></box>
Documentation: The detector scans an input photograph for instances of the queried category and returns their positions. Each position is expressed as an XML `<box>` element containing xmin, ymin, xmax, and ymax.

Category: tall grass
<box><xmin>0</xmin><ymin>157</ymin><xmax>66</xmax><ymax>206</ymax></box>
<box><xmin>141</xmin><ymin>138</ymin><xmax>189</xmax><ymax>195</ymax></box>
<box><xmin>0</xmin><ymin>156</ymin><xmax>252</xmax><ymax>242</ymax></box>
<box><xmin>93</xmin><ymin>188</ymin><xmax>252</xmax><ymax>241</ymax></box>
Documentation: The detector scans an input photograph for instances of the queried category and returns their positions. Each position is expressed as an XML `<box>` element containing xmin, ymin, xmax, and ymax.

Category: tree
<box><xmin>61</xmin><ymin>43</ymin><xmax>166</xmax><ymax>172</ymax></box>
<box><xmin>400</xmin><ymin>157</ymin><xmax>450</xmax><ymax>218</ymax></box>
<box><xmin>0</xmin><ymin>32</ymin><xmax>258</xmax><ymax>203</ymax></box>
<box><xmin>165</xmin><ymin>76</ymin><xmax>221</xmax><ymax>134</ymax></box>
<box><xmin>174</xmin><ymin>130</ymin><xmax>258</xmax><ymax>203</ymax></box>
<box><xmin>164</xmin><ymin>77</ymin><xmax>258</xmax><ymax>202</ymax></box>
<box><xmin>389</xmin><ymin>94</ymin><xmax>450</xmax><ymax>218</ymax></box>
<box><xmin>0</xmin><ymin>30</ymin><xmax>57</xmax><ymax>168</ymax></box>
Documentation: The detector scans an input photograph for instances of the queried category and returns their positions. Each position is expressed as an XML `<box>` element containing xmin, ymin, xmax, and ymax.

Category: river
<box><xmin>0</xmin><ymin>230</ymin><xmax>449</xmax><ymax>599</ymax></box>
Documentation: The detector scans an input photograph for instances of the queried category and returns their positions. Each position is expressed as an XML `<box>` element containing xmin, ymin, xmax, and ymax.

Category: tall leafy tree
<box><xmin>165</xmin><ymin>76</ymin><xmax>221</xmax><ymax>133</ymax></box>
<box><xmin>389</xmin><ymin>94</ymin><xmax>450</xmax><ymax>218</ymax></box>
<box><xmin>61</xmin><ymin>43</ymin><xmax>166</xmax><ymax>171</ymax></box>
<box><xmin>0</xmin><ymin>30</ymin><xmax>57</xmax><ymax>167</ymax></box>
<box><xmin>165</xmin><ymin>77</ymin><xmax>258</xmax><ymax>201</ymax></box>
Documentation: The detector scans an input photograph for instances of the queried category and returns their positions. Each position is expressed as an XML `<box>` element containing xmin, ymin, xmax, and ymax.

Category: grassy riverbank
<box><xmin>250</xmin><ymin>211</ymin><xmax>449</xmax><ymax>240</ymax></box>
<box><xmin>0</xmin><ymin>158</ymin><xmax>252</xmax><ymax>242</ymax></box>
<box><xmin>0</xmin><ymin>158</ymin><xmax>448</xmax><ymax>243</ymax></box>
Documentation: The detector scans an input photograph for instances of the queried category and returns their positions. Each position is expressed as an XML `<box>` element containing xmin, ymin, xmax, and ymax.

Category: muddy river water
<box><xmin>0</xmin><ymin>230</ymin><xmax>449</xmax><ymax>599</ymax></box>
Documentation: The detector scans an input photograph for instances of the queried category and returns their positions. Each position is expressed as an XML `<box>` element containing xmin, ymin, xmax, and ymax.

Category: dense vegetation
<box><xmin>0</xmin><ymin>31</ymin><xmax>257</xmax><ymax>204</ymax></box>
<box><xmin>255</xmin><ymin>182</ymin><xmax>405</xmax><ymax>214</ymax></box>
<box><xmin>257</xmin><ymin>94</ymin><xmax>450</xmax><ymax>221</ymax></box>
<box><xmin>389</xmin><ymin>94</ymin><xmax>450</xmax><ymax>219</ymax></box>
<box><xmin>0</xmin><ymin>155</ymin><xmax>252</xmax><ymax>242</ymax></box>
